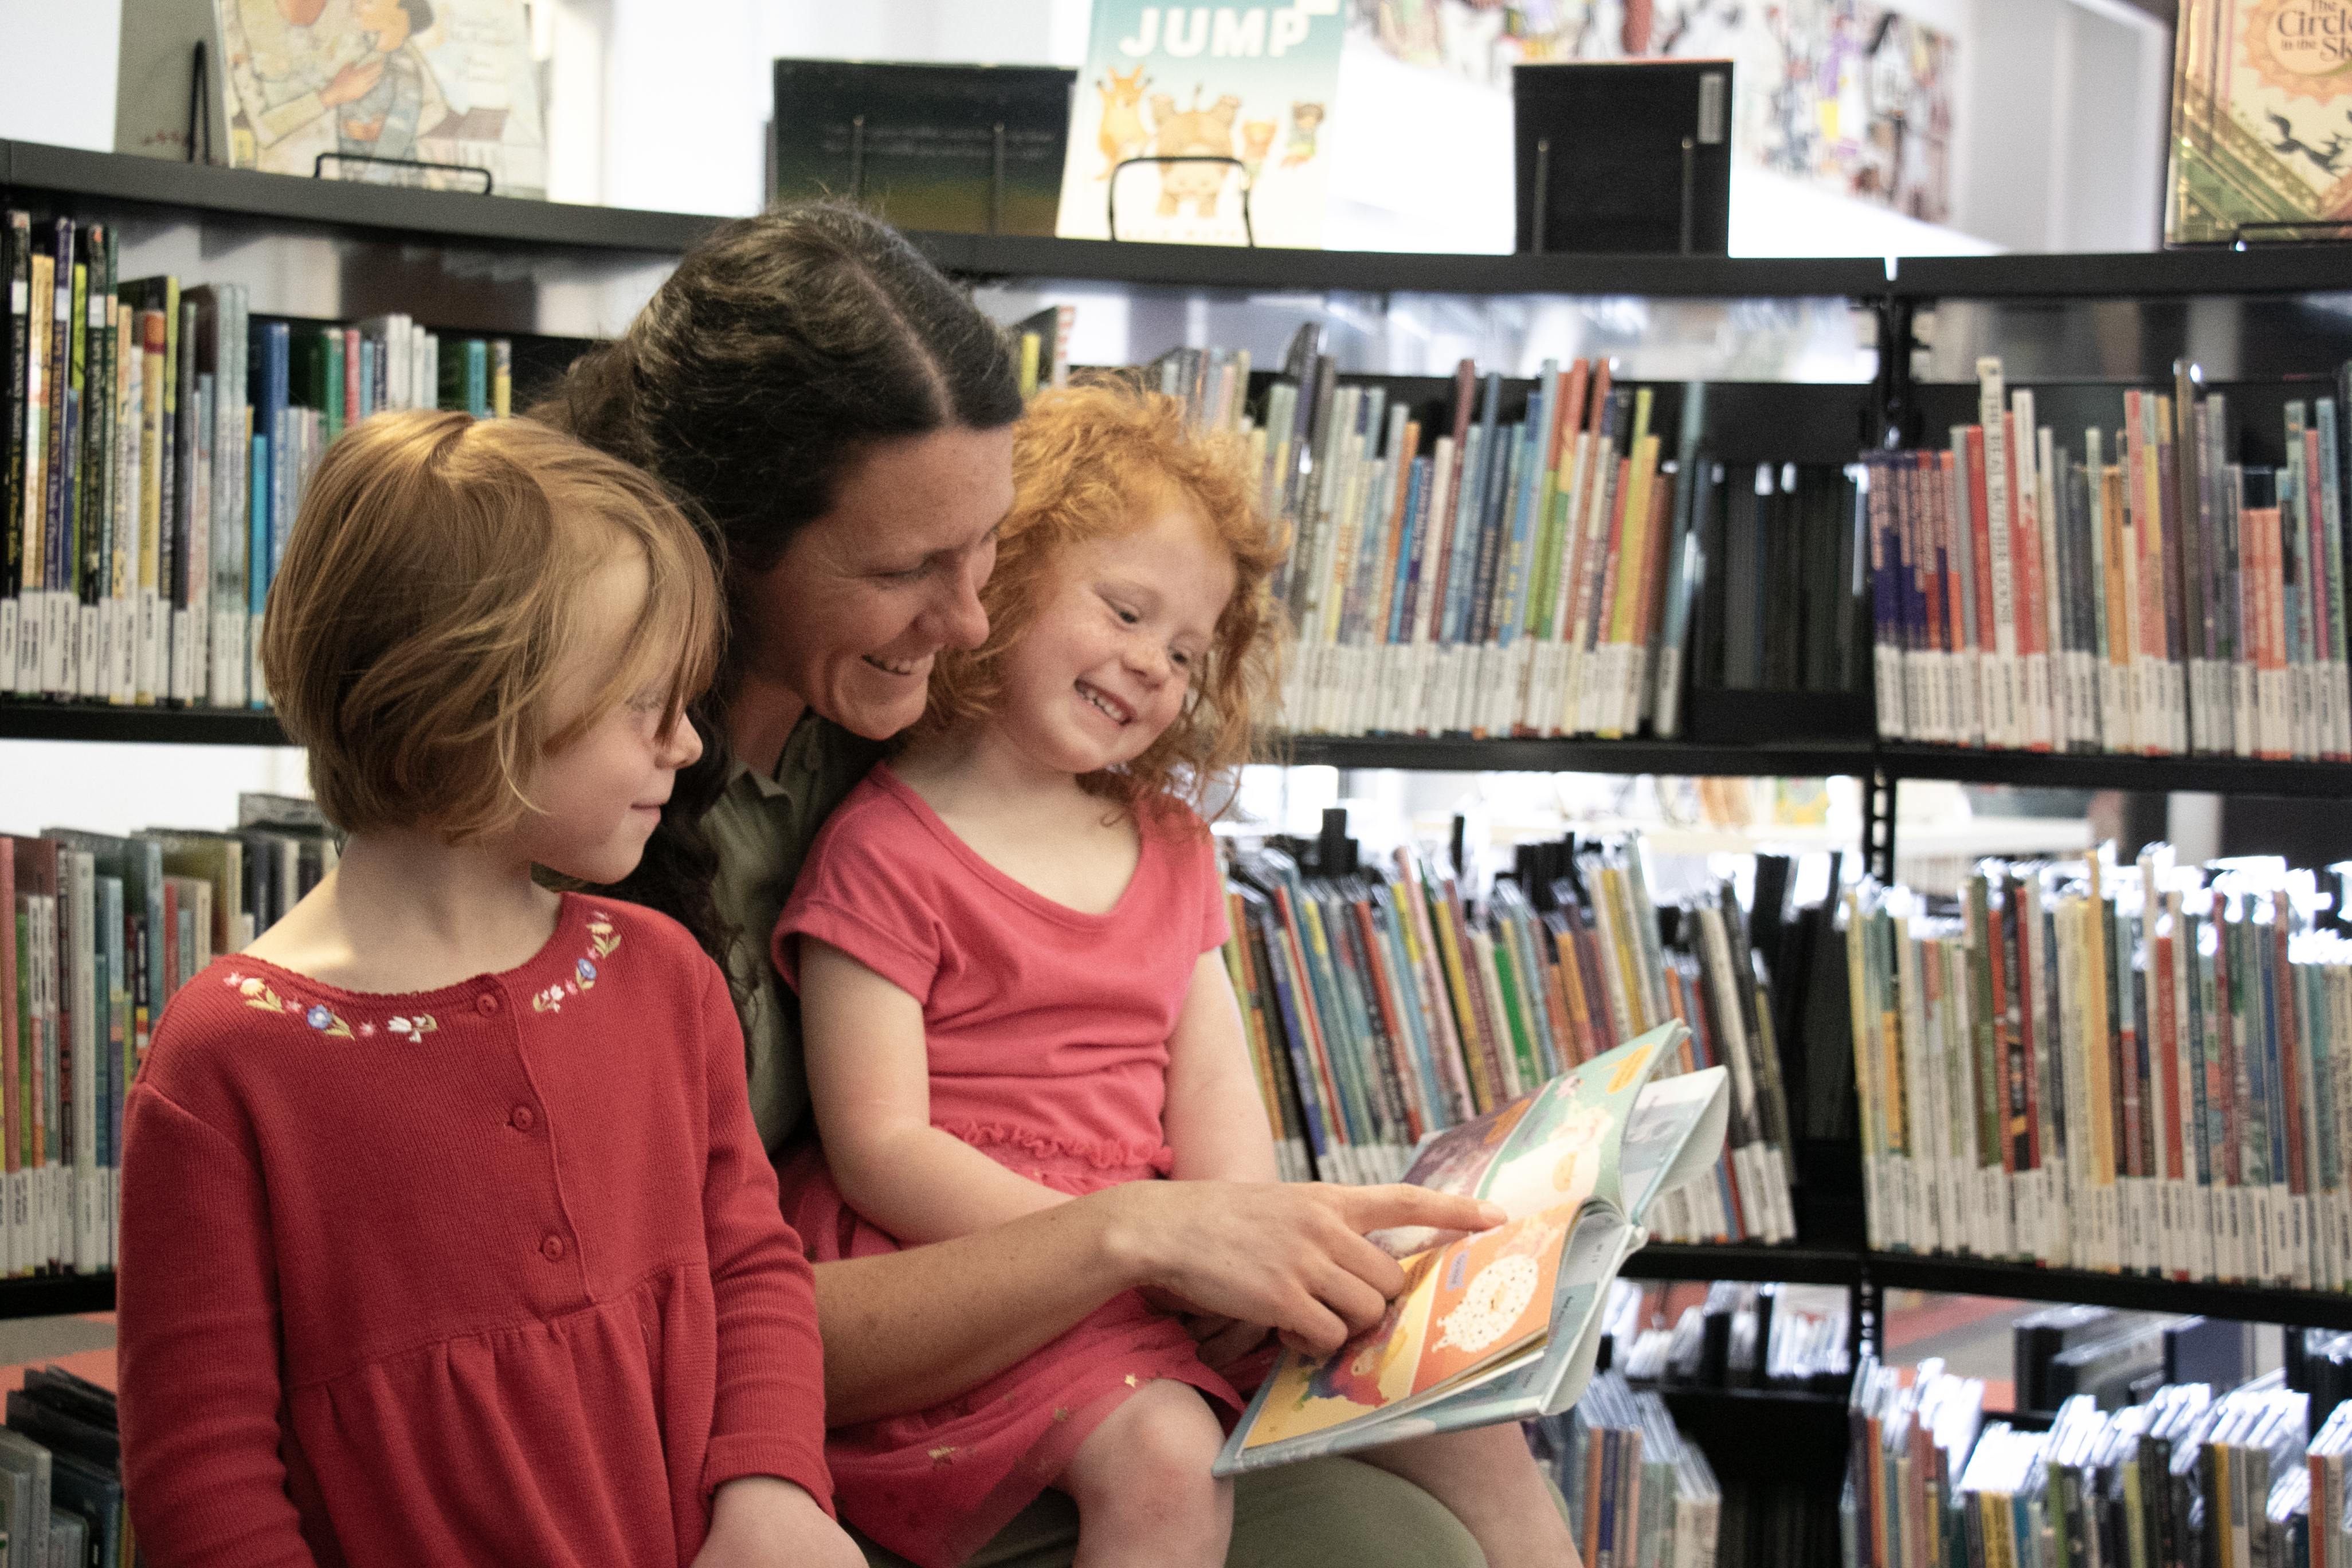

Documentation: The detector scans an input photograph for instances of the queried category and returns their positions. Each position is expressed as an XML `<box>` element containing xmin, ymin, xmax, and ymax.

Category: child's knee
<box><xmin>1080</xmin><ymin>1378</ymin><xmax>1225</xmax><ymax>1491</ymax></box>
<box><xmin>1118</xmin><ymin>1380</ymin><xmax>1225</xmax><ymax>1472</ymax></box>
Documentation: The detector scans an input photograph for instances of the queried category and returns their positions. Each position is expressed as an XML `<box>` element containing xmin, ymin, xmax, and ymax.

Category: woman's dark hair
<box><xmin>534</xmin><ymin>201</ymin><xmax>1022</xmax><ymax>971</ymax></box>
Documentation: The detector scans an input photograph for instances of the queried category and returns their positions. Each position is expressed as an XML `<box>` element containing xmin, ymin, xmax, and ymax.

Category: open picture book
<box><xmin>1213</xmin><ymin>1021</ymin><xmax>1731</xmax><ymax>1475</ymax></box>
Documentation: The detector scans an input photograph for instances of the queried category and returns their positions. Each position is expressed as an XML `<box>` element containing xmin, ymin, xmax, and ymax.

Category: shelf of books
<box><xmin>2</xmin><ymin>801</ymin><xmax>335</xmax><ymax>1306</ymax></box>
<box><xmin>1842</xmin><ymin>843</ymin><xmax>2352</xmax><ymax>1332</ymax></box>
<box><xmin>1847</xmin><ymin>1340</ymin><xmax>2352</xmax><ymax>1567</ymax></box>
<box><xmin>1</xmin><ymin>138</ymin><xmax>715</xmax><ymax>256</ymax></box>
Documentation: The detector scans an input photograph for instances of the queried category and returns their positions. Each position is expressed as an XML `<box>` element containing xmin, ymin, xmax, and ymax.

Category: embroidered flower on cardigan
<box><xmin>228</xmin><ymin>911</ymin><xmax>619</xmax><ymax>1032</ymax></box>
<box><xmin>224</xmin><ymin>971</ymin><xmax>436</xmax><ymax>1044</ymax></box>
<box><xmin>532</xmin><ymin>914</ymin><xmax>623</xmax><ymax>1014</ymax></box>
<box><xmin>225</xmin><ymin>973</ymin><xmax>355</xmax><ymax>1040</ymax></box>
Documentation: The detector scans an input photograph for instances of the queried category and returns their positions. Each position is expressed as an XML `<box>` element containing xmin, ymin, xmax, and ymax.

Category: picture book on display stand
<box><xmin>1054</xmin><ymin>0</ymin><xmax>1344</xmax><ymax>246</ymax></box>
<box><xmin>1214</xmin><ymin>1022</ymin><xmax>1730</xmax><ymax>1475</ymax></box>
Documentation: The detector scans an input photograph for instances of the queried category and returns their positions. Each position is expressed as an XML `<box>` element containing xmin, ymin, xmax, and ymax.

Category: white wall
<box><xmin>0</xmin><ymin>0</ymin><xmax>119</xmax><ymax>148</ymax></box>
<box><xmin>599</xmin><ymin>0</ymin><xmax>1091</xmax><ymax>215</ymax></box>
<box><xmin>1956</xmin><ymin>0</ymin><xmax>2169</xmax><ymax>252</ymax></box>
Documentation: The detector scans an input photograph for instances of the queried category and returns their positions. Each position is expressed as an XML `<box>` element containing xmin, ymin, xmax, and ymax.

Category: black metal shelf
<box><xmin>0</xmin><ymin>1272</ymin><xmax>114</xmax><ymax>1319</ymax></box>
<box><xmin>1</xmin><ymin>139</ymin><xmax>720</xmax><ymax>255</ymax></box>
<box><xmin>1875</xmin><ymin>741</ymin><xmax>2352</xmax><ymax>799</ymax></box>
<box><xmin>14</xmin><ymin>705</ymin><xmax>2352</xmax><ymax>807</ymax></box>
<box><xmin>17</xmin><ymin>140</ymin><xmax>2352</xmax><ymax>304</ymax></box>
<box><xmin>911</xmin><ymin>230</ymin><xmax>1889</xmax><ymax>298</ymax></box>
<box><xmin>1892</xmin><ymin>247</ymin><xmax>2352</xmax><ymax>301</ymax></box>
<box><xmin>0</xmin><ymin>703</ymin><xmax>291</xmax><ymax>745</ymax></box>
<box><xmin>1646</xmin><ymin>1386</ymin><xmax>1856</xmax><ymax>1483</ymax></box>
<box><xmin>1863</xmin><ymin>1252</ymin><xmax>2352</xmax><ymax>1331</ymax></box>
<box><xmin>1626</xmin><ymin>1242</ymin><xmax>1863</xmax><ymax>1288</ymax></box>
<box><xmin>1280</xmin><ymin>735</ymin><xmax>1880</xmax><ymax>777</ymax></box>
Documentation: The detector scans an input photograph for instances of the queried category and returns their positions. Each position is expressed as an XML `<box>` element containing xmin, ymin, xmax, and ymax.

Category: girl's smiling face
<box><xmin>982</xmin><ymin>501</ymin><xmax>1236</xmax><ymax>780</ymax></box>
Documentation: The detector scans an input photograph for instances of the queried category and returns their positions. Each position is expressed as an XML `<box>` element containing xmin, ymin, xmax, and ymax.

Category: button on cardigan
<box><xmin>119</xmin><ymin>895</ymin><xmax>832</xmax><ymax>1568</ymax></box>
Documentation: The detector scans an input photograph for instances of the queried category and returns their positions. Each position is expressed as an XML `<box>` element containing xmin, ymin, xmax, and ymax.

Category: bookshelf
<box><xmin>11</xmin><ymin>142</ymin><xmax>2352</xmax><ymax>1347</ymax></box>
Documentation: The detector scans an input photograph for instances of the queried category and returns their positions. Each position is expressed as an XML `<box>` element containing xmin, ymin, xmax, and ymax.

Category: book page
<box><xmin>1233</xmin><ymin>1201</ymin><xmax>1582</xmax><ymax>1456</ymax></box>
<box><xmin>1376</xmin><ymin>1021</ymin><xmax>1687</xmax><ymax>1257</ymax></box>
<box><xmin>1469</xmin><ymin>1023</ymin><xmax>1681</xmax><ymax>1221</ymax></box>
<box><xmin>1616</xmin><ymin>1065</ymin><xmax>1733</xmax><ymax>1222</ymax></box>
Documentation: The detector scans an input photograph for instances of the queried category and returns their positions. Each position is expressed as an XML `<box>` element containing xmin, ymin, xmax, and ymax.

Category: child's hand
<box><xmin>691</xmin><ymin>1476</ymin><xmax>864</xmax><ymax>1568</ymax></box>
<box><xmin>1186</xmin><ymin>1314</ymin><xmax>1272</xmax><ymax>1369</ymax></box>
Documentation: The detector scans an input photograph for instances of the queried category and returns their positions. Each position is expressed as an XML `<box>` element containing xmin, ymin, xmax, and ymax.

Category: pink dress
<box><xmin>773</xmin><ymin>766</ymin><xmax>1241</xmax><ymax>1567</ymax></box>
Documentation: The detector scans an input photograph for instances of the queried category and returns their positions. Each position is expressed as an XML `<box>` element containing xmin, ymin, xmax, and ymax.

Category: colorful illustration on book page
<box><xmin>214</xmin><ymin>0</ymin><xmax>547</xmax><ymax>198</ymax></box>
<box><xmin>1241</xmin><ymin>1203</ymin><xmax>1574</xmax><ymax>1450</ymax></box>
<box><xmin>1056</xmin><ymin>0</ymin><xmax>1344</xmax><ymax>246</ymax></box>
<box><xmin>2170</xmin><ymin>0</ymin><xmax>2352</xmax><ymax>241</ymax></box>
<box><xmin>1471</xmin><ymin>1029</ymin><xmax>1669</xmax><ymax>1221</ymax></box>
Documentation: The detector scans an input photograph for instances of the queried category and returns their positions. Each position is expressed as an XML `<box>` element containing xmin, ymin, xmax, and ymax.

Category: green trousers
<box><xmin>846</xmin><ymin>1455</ymin><xmax>1488</xmax><ymax>1568</ymax></box>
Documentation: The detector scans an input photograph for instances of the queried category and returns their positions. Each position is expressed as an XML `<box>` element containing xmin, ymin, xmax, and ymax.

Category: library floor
<box><xmin>0</xmin><ymin>1312</ymin><xmax>116</xmax><ymax>1397</ymax></box>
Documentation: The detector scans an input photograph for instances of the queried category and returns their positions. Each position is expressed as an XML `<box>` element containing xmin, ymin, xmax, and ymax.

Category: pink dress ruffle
<box><xmin>778</xmin><ymin>1138</ymin><xmax>1242</xmax><ymax>1568</ymax></box>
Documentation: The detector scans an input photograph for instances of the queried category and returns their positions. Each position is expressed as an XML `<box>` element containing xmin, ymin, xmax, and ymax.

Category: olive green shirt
<box><xmin>701</xmin><ymin>710</ymin><xmax>888</xmax><ymax>1164</ymax></box>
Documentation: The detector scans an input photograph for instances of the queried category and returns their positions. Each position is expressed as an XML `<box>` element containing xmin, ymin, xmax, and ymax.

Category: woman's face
<box><xmin>743</xmin><ymin>424</ymin><xmax>1017</xmax><ymax>740</ymax></box>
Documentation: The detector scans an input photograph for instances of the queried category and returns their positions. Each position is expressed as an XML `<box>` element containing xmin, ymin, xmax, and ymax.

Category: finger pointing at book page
<box><xmin>1107</xmin><ymin>1181</ymin><xmax>1503</xmax><ymax>1360</ymax></box>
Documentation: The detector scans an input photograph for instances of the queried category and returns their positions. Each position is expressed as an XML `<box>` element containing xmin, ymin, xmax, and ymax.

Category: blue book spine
<box><xmin>1440</xmin><ymin>425</ymin><xmax>1486</xmax><ymax>646</ymax></box>
<box><xmin>1867</xmin><ymin>454</ymin><xmax>1896</xmax><ymax>670</ymax></box>
<box><xmin>467</xmin><ymin>338</ymin><xmax>487</xmax><ymax>417</ymax></box>
<box><xmin>248</xmin><ymin>433</ymin><xmax>269</xmax><ymax>618</ymax></box>
<box><xmin>1471</xmin><ymin>418</ymin><xmax>1519</xmax><ymax>646</ymax></box>
<box><xmin>1255</xmin><ymin>911</ymin><xmax>1331</xmax><ymax>1166</ymax></box>
<box><xmin>1387</xmin><ymin>460</ymin><xmax>1428</xmax><ymax>648</ymax></box>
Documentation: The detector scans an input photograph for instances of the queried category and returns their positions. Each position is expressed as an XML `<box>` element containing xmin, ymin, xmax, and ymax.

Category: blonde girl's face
<box><xmin>508</xmin><ymin>550</ymin><xmax>703</xmax><ymax>885</ymax></box>
<box><xmin>986</xmin><ymin>500</ymin><xmax>1236</xmax><ymax>779</ymax></box>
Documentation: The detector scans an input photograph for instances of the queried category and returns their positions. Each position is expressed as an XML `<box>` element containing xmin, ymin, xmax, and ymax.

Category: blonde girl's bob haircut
<box><xmin>922</xmin><ymin>378</ymin><xmax>1287</xmax><ymax>820</ymax></box>
<box><xmin>262</xmin><ymin>410</ymin><xmax>721</xmax><ymax>841</ymax></box>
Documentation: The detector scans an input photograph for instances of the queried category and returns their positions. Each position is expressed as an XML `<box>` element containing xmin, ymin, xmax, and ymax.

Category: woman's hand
<box><xmin>1101</xmin><ymin>1181</ymin><xmax>1504</xmax><ymax>1359</ymax></box>
<box><xmin>690</xmin><ymin>1477</ymin><xmax>863</xmax><ymax>1568</ymax></box>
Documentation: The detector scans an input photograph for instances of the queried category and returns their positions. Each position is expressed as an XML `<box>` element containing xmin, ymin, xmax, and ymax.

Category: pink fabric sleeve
<box><xmin>695</xmin><ymin>960</ymin><xmax>836</xmax><ymax>1512</ymax></box>
<box><xmin>772</xmin><ymin>807</ymin><xmax>944</xmax><ymax>1003</ymax></box>
<box><xmin>120</xmin><ymin>1073</ymin><xmax>321</xmax><ymax>1568</ymax></box>
<box><xmin>1194</xmin><ymin>825</ymin><xmax>1230</xmax><ymax>956</ymax></box>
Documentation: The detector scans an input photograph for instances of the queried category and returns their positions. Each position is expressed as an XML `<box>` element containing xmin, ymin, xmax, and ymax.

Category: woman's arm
<box><xmin>799</xmin><ymin>938</ymin><xmax>1071</xmax><ymax>1244</ymax></box>
<box><xmin>1162</xmin><ymin>949</ymin><xmax>1277</xmax><ymax>1183</ymax></box>
<box><xmin>813</xmin><ymin>1177</ymin><xmax>1504</xmax><ymax>1425</ymax></box>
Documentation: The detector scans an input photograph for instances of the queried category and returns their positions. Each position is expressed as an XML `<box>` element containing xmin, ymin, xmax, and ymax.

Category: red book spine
<box><xmin>2010</xmin><ymin>874</ymin><xmax>2041</xmax><ymax>1178</ymax></box>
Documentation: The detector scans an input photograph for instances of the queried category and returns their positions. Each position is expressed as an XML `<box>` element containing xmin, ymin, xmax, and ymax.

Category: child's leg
<box><xmin>1056</xmin><ymin>1379</ymin><xmax>1233</xmax><ymax>1568</ymax></box>
<box><xmin>1362</xmin><ymin>1422</ymin><xmax>1584</xmax><ymax>1568</ymax></box>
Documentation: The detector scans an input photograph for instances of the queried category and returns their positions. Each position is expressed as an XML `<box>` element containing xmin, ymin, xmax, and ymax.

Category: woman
<box><xmin>539</xmin><ymin>203</ymin><xmax>1533</xmax><ymax>1568</ymax></box>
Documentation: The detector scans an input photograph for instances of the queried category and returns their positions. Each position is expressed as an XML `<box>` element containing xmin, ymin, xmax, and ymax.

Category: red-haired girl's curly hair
<box><xmin>919</xmin><ymin>377</ymin><xmax>1287</xmax><ymax>821</ymax></box>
